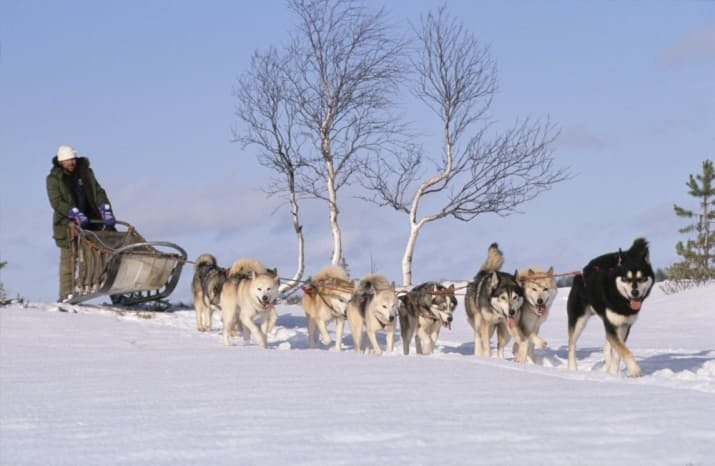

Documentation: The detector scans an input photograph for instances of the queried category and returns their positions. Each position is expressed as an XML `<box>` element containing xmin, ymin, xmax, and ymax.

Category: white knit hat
<box><xmin>57</xmin><ymin>145</ymin><xmax>78</xmax><ymax>162</ymax></box>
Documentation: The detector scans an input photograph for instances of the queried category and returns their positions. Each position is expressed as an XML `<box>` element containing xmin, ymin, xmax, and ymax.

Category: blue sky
<box><xmin>1</xmin><ymin>1</ymin><xmax>713</xmax><ymax>303</ymax></box>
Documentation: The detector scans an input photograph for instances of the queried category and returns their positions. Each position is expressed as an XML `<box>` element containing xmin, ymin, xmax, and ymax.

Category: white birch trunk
<box><xmin>280</xmin><ymin>190</ymin><xmax>305</xmax><ymax>294</ymax></box>
<box><xmin>322</xmin><ymin>128</ymin><xmax>342</xmax><ymax>266</ymax></box>
<box><xmin>401</xmin><ymin>221</ymin><xmax>420</xmax><ymax>286</ymax></box>
<box><xmin>328</xmin><ymin>177</ymin><xmax>342</xmax><ymax>265</ymax></box>
<box><xmin>400</xmin><ymin>131</ymin><xmax>454</xmax><ymax>286</ymax></box>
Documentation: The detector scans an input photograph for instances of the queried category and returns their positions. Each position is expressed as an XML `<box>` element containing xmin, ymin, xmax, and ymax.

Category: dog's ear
<box><xmin>547</xmin><ymin>266</ymin><xmax>554</xmax><ymax>276</ymax></box>
<box><xmin>514</xmin><ymin>269</ymin><xmax>519</xmax><ymax>280</ymax></box>
<box><xmin>448</xmin><ymin>283</ymin><xmax>455</xmax><ymax>292</ymax></box>
<box><xmin>489</xmin><ymin>271</ymin><xmax>500</xmax><ymax>288</ymax></box>
<box><xmin>639</xmin><ymin>244</ymin><xmax>651</xmax><ymax>264</ymax></box>
<box><xmin>363</xmin><ymin>280</ymin><xmax>376</xmax><ymax>295</ymax></box>
<box><xmin>527</xmin><ymin>268</ymin><xmax>536</xmax><ymax>276</ymax></box>
<box><xmin>617</xmin><ymin>248</ymin><xmax>623</xmax><ymax>266</ymax></box>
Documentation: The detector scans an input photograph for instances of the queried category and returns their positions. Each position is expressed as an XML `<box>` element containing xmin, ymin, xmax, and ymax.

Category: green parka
<box><xmin>46</xmin><ymin>156</ymin><xmax>111</xmax><ymax>248</ymax></box>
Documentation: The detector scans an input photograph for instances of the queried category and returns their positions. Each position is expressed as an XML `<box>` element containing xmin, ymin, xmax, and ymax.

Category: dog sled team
<box><xmin>192</xmin><ymin>237</ymin><xmax>654</xmax><ymax>377</ymax></box>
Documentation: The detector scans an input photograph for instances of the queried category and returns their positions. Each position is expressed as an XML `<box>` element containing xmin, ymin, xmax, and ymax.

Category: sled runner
<box><xmin>65</xmin><ymin>220</ymin><xmax>187</xmax><ymax>306</ymax></box>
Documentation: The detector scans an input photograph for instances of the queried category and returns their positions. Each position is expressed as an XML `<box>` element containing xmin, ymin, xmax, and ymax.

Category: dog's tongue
<box><xmin>507</xmin><ymin>317</ymin><xmax>516</xmax><ymax>329</ymax></box>
<box><xmin>630</xmin><ymin>299</ymin><xmax>642</xmax><ymax>311</ymax></box>
<box><xmin>538</xmin><ymin>305</ymin><xmax>547</xmax><ymax>316</ymax></box>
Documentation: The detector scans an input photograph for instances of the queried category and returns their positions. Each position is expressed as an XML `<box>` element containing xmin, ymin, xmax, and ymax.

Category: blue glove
<box><xmin>99</xmin><ymin>203</ymin><xmax>116</xmax><ymax>227</ymax></box>
<box><xmin>68</xmin><ymin>207</ymin><xmax>89</xmax><ymax>228</ymax></box>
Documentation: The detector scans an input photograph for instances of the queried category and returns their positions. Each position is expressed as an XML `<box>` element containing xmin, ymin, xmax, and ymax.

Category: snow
<box><xmin>1</xmin><ymin>283</ymin><xmax>714</xmax><ymax>465</ymax></box>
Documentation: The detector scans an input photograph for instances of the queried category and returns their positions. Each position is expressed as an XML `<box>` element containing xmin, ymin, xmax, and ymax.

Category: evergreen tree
<box><xmin>668</xmin><ymin>159</ymin><xmax>715</xmax><ymax>281</ymax></box>
<box><xmin>0</xmin><ymin>261</ymin><xmax>7</xmax><ymax>303</ymax></box>
<box><xmin>654</xmin><ymin>268</ymin><xmax>667</xmax><ymax>282</ymax></box>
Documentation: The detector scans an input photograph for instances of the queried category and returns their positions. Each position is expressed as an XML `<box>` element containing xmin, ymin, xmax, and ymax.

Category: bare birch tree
<box><xmin>361</xmin><ymin>7</ymin><xmax>568</xmax><ymax>286</ymax></box>
<box><xmin>286</xmin><ymin>0</ymin><xmax>405</xmax><ymax>265</ymax></box>
<box><xmin>233</xmin><ymin>47</ymin><xmax>307</xmax><ymax>295</ymax></box>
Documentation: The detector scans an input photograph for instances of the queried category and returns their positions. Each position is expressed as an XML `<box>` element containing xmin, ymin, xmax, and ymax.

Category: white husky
<box><xmin>220</xmin><ymin>258</ymin><xmax>280</xmax><ymax>347</ymax></box>
<box><xmin>347</xmin><ymin>274</ymin><xmax>398</xmax><ymax>355</ymax></box>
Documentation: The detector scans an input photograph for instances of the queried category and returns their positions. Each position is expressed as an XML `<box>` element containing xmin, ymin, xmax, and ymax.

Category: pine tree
<box><xmin>668</xmin><ymin>159</ymin><xmax>715</xmax><ymax>281</ymax></box>
<box><xmin>0</xmin><ymin>260</ymin><xmax>7</xmax><ymax>303</ymax></box>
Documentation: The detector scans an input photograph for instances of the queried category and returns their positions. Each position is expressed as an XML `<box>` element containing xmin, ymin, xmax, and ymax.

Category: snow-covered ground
<box><xmin>1</xmin><ymin>283</ymin><xmax>714</xmax><ymax>465</ymax></box>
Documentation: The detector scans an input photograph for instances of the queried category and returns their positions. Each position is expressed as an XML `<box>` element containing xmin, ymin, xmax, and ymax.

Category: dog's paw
<box><xmin>320</xmin><ymin>335</ymin><xmax>333</xmax><ymax>345</ymax></box>
<box><xmin>536</xmin><ymin>339</ymin><xmax>548</xmax><ymax>350</ymax></box>
<box><xmin>628</xmin><ymin>364</ymin><xmax>642</xmax><ymax>378</ymax></box>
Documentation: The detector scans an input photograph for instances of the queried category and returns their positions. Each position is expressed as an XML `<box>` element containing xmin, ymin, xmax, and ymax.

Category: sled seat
<box><xmin>66</xmin><ymin>220</ymin><xmax>187</xmax><ymax>306</ymax></box>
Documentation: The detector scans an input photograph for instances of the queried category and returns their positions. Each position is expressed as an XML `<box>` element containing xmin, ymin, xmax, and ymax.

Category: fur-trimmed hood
<box><xmin>51</xmin><ymin>155</ymin><xmax>90</xmax><ymax>170</ymax></box>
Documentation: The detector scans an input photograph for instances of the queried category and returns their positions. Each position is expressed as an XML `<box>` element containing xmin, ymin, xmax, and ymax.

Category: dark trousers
<box><xmin>59</xmin><ymin>247</ymin><xmax>74</xmax><ymax>300</ymax></box>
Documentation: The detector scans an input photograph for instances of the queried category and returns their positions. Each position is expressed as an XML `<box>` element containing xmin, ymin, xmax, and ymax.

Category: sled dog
<box><xmin>398</xmin><ymin>282</ymin><xmax>456</xmax><ymax>355</ymax></box>
<box><xmin>464</xmin><ymin>243</ymin><xmax>525</xmax><ymax>359</ymax></box>
<box><xmin>513</xmin><ymin>267</ymin><xmax>557</xmax><ymax>363</ymax></box>
<box><xmin>347</xmin><ymin>274</ymin><xmax>399</xmax><ymax>355</ymax></box>
<box><xmin>302</xmin><ymin>264</ymin><xmax>355</xmax><ymax>350</ymax></box>
<box><xmin>220</xmin><ymin>258</ymin><xmax>280</xmax><ymax>347</ymax></box>
<box><xmin>567</xmin><ymin>238</ymin><xmax>654</xmax><ymax>377</ymax></box>
<box><xmin>191</xmin><ymin>254</ymin><xmax>227</xmax><ymax>332</ymax></box>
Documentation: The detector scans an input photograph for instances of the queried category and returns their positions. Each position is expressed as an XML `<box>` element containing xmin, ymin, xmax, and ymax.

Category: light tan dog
<box><xmin>220</xmin><ymin>258</ymin><xmax>280</xmax><ymax>347</ymax></box>
<box><xmin>347</xmin><ymin>274</ymin><xmax>398</xmax><ymax>355</ymax></box>
<box><xmin>302</xmin><ymin>265</ymin><xmax>354</xmax><ymax>351</ymax></box>
<box><xmin>514</xmin><ymin>267</ymin><xmax>557</xmax><ymax>363</ymax></box>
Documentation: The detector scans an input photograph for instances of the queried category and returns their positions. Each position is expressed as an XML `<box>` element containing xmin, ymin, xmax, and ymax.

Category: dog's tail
<box><xmin>314</xmin><ymin>264</ymin><xmax>349</xmax><ymax>283</ymax></box>
<box><xmin>227</xmin><ymin>257</ymin><xmax>267</xmax><ymax>278</ymax></box>
<box><xmin>357</xmin><ymin>273</ymin><xmax>393</xmax><ymax>293</ymax></box>
<box><xmin>480</xmin><ymin>242</ymin><xmax>504</xmax><ymax>273</ymax></box>
<box><xmin>628</xmin><ymin>237</ymin><xmax>650</xmax><ymax>262</ymax></box>
<box><xmin>195</xmin><ymin>253</ymin><xmax>217</xmax><ymax>271</ymax></box>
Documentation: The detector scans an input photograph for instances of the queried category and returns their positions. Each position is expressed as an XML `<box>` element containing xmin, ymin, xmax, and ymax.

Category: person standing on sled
<box><xmin>46</xmin><ymin>145</ymin><xmax>116</xmax><ymax>302</ymax></box>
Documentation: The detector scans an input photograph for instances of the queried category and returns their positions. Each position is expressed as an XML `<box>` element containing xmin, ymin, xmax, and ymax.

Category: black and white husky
<box><xmin>464</xmin><ymin>243</ymin><xmax>525</xmax><ymax>358</ymax></box>
<box><xmin>398</xmin><ymin>282</ymin><xmax>457</xmax><ymax>355</ymax></box>
<box><xmin>567</xmin><ymin>238</ymin><xmax>654</xmax><ymax>377</ymax></box>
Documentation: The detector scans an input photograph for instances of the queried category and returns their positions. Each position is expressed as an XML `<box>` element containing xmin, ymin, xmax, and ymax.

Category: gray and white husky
<box><xmin>191</xmin><ymin>254</ymin><xmax>226</xmax><ymax>332</ymax></box>
<box><xmin>398</xmin><ymin>282</ymin><xmax>456</xmax><ymax>355</ymax></box>
<box><xmin>347</xmin><ymin>274</ymin><xmax>399</xmax><ymax>355</ymax></box>
<box><xmin>464</xmin><ymin>243</ymin><xmax>525</xmax><ymax>358</ymax></box>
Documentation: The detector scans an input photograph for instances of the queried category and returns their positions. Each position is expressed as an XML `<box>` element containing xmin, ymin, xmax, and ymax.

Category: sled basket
<box><xmin>66</xmin><ymin>220</ymin><xmax>187</xmax><ymax>306</ymax></box>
